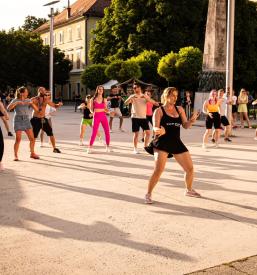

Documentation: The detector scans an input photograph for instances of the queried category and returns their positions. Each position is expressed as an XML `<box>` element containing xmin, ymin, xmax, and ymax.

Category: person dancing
<box><xmin>144</xmin><ymin>87</ymin><xmax>201</xmax><ymax>204</ymax></box>
<box><xmin>7</xmin><ymin>86</ymin><xmax>40</xmax><ymax>161</ymax></box>
<box><xmin>202</xmin><ymin>90</ymin><xmax>221</xmax><ymax>148</ymax></box>
<box><xmin>87</xmin><ymin>86</ymin><xmax>111</xmax><ymax>153</ymax></box>
<box><xmin>0</xmin><ymin>100</ymin><xmax>8</xmax><ymax>171</ymax></box>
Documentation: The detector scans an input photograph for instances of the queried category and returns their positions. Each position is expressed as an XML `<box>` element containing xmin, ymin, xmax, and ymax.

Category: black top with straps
<box><xmin>83</xmin><ymin>107</ymin><xmax>92</xmax><ymax>119</ymax></box>
<box><xmin>145</xmin><ymin>106</ymin><xmax>188</xmax><ymax>158</ymax></box>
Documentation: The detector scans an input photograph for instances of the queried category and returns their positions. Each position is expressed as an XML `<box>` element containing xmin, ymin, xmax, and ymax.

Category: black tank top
<box><xmin>83</xmin><ymin>107</ymin><xmax>92</xmax><ymax>119</ymax></box>
<box><xmin>160</xmin><ymin>106</ymin><xmax>182</xmax><ymax>140</ymax></box>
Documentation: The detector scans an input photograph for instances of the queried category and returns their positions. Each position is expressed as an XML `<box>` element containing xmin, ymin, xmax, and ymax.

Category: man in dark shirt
<box><xmin>107</xmin><ymin>85</ymin><xmax>124</xmax><ymax>132</ymax></box>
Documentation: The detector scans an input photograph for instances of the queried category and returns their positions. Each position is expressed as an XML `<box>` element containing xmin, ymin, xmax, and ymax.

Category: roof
<box><xmin>118</xmin><ymin>78</ymin><xmax>158</xmax><ymax>88</ymax></box>
<box><xmin>35</xmin><ymin>0</ymin><xmax>111</xmax><ymax>33</ymax></box>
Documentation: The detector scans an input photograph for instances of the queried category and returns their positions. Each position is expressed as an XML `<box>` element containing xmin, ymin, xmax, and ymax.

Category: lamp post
<box><xmin>43</xmin><ymin>0</ymin><xmax>60</xmax><ymax>100</ymax></box>
<box><xmin>225</xmin><ymin>0</ymin><xmax>235</xmax><ymax>134</ymax></box>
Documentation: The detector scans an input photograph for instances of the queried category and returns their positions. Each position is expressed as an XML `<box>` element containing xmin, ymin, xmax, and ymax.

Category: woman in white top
<box><xmin>40</xmin><ymin>104</ymin><xmax>56</xmax><ymax>147</ymax></box>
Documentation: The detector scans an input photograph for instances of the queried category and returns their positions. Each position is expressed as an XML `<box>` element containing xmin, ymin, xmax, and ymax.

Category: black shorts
<box><xmin>206</xmin><ymin>112</ymin><xmax>221</xmax><ymax>129</ymax></box>
<box><xmin>146</xmin><ymin>115</ymin><xmax>153</xmax><ymax>126</ymax></box>
<box><xmin>132</xmin><ymin>118</ymin><xmax>150</xmax><ymax>132</ymax></box>
<box><xmin>31</xmin><ymin>117</ymin><xmax>53</xmax><ymax>138</ymax></box>
<box><xmin>220</xmin><ymin>115</ymin><xmax>229</xmax><ymax>126</ymax></box>
<box><xmin>232</xmin><ymin>105</ymin><xmax>237</xmax><ymax>113</ymax></box>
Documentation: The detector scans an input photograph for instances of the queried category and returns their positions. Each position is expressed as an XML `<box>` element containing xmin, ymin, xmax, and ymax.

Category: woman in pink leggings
<box><xmin>87</xmin><ymin>86</ymin><xmax>112</xmax><ymax>153</ymax></box>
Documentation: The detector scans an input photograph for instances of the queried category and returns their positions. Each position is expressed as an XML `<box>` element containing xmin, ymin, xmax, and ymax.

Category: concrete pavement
<box><xmin>1</xmin><ymin>106</ymin><xmax>257</xmax><ymax>275</ymax></box>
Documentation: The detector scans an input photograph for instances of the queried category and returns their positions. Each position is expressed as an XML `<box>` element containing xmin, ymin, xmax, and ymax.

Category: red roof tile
<box><xmin>35</xmin><ymin>0</ymin><xmax>110</xmax><ymax>33</ymax></box>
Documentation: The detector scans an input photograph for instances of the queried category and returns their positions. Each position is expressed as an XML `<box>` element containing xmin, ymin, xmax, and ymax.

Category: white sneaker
<box><xmin>106</xmin><ymin>146</ymin><xmax>113</xmax><ymax>153</ymax></box>
<box><xmin>40</xmin><ymin>143</ymin><xmax>44</xmax><ymax>147</ymax></box>
<box><xmin>214</xmin><ymin>143</ymin><xmax>219</xmax><ymax>148</ymax></box>
<box><xmin>202</xmin><ymin>143</ymin><xmax>207</xmax><ymax>149</ymax></box>
<box><xmin>79</xmin><ymin>141</ymin><xmax>85</xmax><ymax>146</ymax></box>
<box><xmin>119</xmin><ymin>128</ymin><xmax>125</xmax><ymax>132</ymax></box>
<box><xmin>87</xmin><ymin>147</ymin><xmax>93</xmax><ymax>154</ymax></box>
<box><xmin>0</xmin><ymin>162</ymin><xmax>4</xmax><ymax>172</ymax></box>
<box><xmin>133</xmin><ymin>148</ymin><xmax>140</xmax><ymax>154</ymax></box>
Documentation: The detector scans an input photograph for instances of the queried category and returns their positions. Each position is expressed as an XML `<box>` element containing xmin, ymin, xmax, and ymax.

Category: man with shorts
<box><xmin>31</xmin><ymin>87</ymin><xmax>63</xmax><ymax>153</ymax></box>
<box><xmin>107</xmin><ymin>85</ymin><xmax>124</xmax><ymax>132</ymax></box>
<box><xmin>125</xmin><ymin>83</ymin><xmax>155</xmax><ymax>154</ymax></box>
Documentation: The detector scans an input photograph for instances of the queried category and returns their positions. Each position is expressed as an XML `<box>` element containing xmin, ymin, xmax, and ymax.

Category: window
<box><xmin>76</xmin><ymin>51</ymin><xmax>81</xmax><ymax>69</ymax></box>
<box><xmin>59</xmin><ymin>31</ymin><xmax>64</xmax><ymax>44</ymax></box>
<box><xmin>68</xmin><ymin>28</ymin><xmax>72</xmax><ymax>42</ymax></box>
<box><xmin>44</xmin><ymin>36</ymin><xmax>49</xmax><ymax>45</ymax></box>
<box><xmin>53</xmin><ymin>33</ymin><xmax>56</xmax><ymax>45</ymax></box>
<box><xmin>76</xmin><ymin>24</ymin><xmax>81</xmax><ymax>39</ymax></box>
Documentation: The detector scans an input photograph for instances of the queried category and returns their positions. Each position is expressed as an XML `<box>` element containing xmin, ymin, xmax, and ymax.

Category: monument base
<box><xmin>199</xmin><ymin>71</ymin><xmax>226</xmax><ymax>92</ymax></box>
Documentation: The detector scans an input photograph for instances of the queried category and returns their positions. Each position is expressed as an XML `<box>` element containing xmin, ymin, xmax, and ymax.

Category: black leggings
<box><xmin>0</xmin><ymin>126</ymin><xmax>4</xmax><ymax>162</ymax></box>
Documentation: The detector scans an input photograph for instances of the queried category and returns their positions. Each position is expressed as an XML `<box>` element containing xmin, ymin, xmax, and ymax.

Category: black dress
<box><xmin>145</xmin><ymin>106</ymin><xmax>188</xmax><ymax>158</ymax></box>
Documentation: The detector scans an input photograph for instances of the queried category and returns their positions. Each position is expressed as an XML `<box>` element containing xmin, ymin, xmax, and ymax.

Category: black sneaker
<box><xmin>141</xmin><ymin>138</ymin><xmax>144</xmax><ymax>142</ymax></box>
<box><xmin>8</xmin><ymin>132</ymin><xmax>13</xmax><ymax>136</ymax></box>
<box><xmin>224</xmin><ymin>138</ymin><xmax>232</xmax><ymax>142</ymax></box>
<box><xmin>211</xmin><ymin>138</ymin><xmax>215</xmax><ymax>143</ymax></box>
<box><xmin>53</xmin><ymin>148</ymin><xmax>61</xmax><ymax>153</ymax></box>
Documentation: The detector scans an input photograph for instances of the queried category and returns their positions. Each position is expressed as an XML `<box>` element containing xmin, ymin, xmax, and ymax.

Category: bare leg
<box><xmin>1</xmin><ymin>117</ymin><xmax>10</xmax><ymax>133</ymax></box>
<box><xmin>119</xmin><ymin>117</ymin><xmax>123</xmax><ymax>129</ymax></box>
<box><xmin>147</xmin><ymin>150</ymin><xmax>168</xmax><ymax>195</ymax></box>
<box><xmin>25</xmin><ymin>129</ymin><xmax>36</xmax><ymax>154</ymax></box>
<box><xmin>109</xmin><ymin>116</ymin><xmax>114</xmax><ymax>130</ymax></box>
<box><xmin>243</xmin><ymin>112</ymin><xmax>251</xmax><ymax>127</ymax></box>
<box><xmin>40</xmin><ymin>130</ymin><xmax>44</xmax><ymax>145</ymax></box>
<box><xmin>144</xmin><ymin>130</ymin><xmax>151</xmax><ymax>147</ymax></box>
<box><xmin>49</xmin><ymin>135</ymin><xmax>56</xmax><ymax>149</ymax></box>
<box><xmin>14</xmin><ymin>131</ymin><xmax>22</xmax><ymax>159</ymax></box>
<box><xmin>240</xmin><ymin>113</ymin><xmax>244</xmax><ymax>128</ymax></box>
<box><xmin>174</xmin><ymin>152</ymin><xmax>194</xmax><ymax>190</ymax></box>
<box><xmin>203</xmin><ymin>129</ymin><xmax>211</xmax><ymax>144</ymax></box>
<box><xmin>80</xmin><ymin>124</ymin><xmax>86</xmax><ymax>142</ymax></box>
<box><xmin>214</xmin><ymin>129</ymin><xmax>220</xmax><ymax>143</ymax></box>
<box><xmin>133</xmin><ymin>131</ymin><xmax>139</xmax><ymax>149</ymax></box>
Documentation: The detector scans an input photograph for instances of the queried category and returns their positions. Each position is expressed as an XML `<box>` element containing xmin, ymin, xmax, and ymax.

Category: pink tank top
<box><xmin>93</xmin><ymin>100</ymin><xmax>105</xmax><ymax>109</ymax></box>
<box><xmin>146</xmin><ymin>102</ymin><xmax>153</xmax><ymax>116</ymax></box>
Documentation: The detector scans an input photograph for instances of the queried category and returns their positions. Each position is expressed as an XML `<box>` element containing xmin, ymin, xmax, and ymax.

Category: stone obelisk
<box><xmin>194</xmin><ymin>0</ymin><xmax>227</xmax><ymax>111</ymax></box>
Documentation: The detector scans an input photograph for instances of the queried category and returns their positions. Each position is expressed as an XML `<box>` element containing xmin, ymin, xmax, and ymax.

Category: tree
<box><xmin>89</xmin><ymin>0</ymin><xmax>208</xmax><ymax>63</ymax></box>
<box><xmin>81</xmin><ymin>64</ymin><xmax>109</xmax><ymax>90</ymax></box>
<box><xmin>158</xmin><ymin>46</ymin><xmax>202</xmax><ymax>90</ymax></box>
<box><xmin>105</xmin><ymin>60</ymin><xmax>141</xmax><ymax>82</ymax></box>
<box><xmin>128</xmin><ymin>50</ymin><xmax>162</xmax><ymax>85</ymax></box>
<box><xmin>22</xmin><ymin>16</ymin><xmax>47</xmax><ymax>32</ymax></box>
<box><xmin>0</xmin><ymin>30</ymin><xmax>72</xmax><ymax>90</ymax></box>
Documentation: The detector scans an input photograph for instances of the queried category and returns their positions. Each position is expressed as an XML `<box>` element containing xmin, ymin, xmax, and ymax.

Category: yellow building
<box><xmin>36</xmin><ymin>0</ymin><xmax>110</xmax><ymax>100</ymax></box>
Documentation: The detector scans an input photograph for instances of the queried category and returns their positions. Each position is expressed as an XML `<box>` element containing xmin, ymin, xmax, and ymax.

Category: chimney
<box><xmin>67</xmin><ymin>0</ymin><xmax>71</xmax><ymax>18</ymax></box>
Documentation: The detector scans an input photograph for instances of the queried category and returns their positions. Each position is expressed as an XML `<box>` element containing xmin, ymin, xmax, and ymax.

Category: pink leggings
<box><xmin>90</xmin><ymin>112</ymin><xmax>110</xmax><ymax>146</ymax></box>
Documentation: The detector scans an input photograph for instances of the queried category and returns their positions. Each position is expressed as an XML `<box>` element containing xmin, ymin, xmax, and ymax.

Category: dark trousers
<box><xmin>0</xmin><ymin>126</ymin><xmax>4</xmax><ymax>162</ymax></box>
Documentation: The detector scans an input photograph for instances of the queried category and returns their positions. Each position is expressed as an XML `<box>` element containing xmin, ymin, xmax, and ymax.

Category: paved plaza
<box><xmin>1</xmin><ymin>106</ymin><xmax>257</xmax><ymax>274</ymax></box>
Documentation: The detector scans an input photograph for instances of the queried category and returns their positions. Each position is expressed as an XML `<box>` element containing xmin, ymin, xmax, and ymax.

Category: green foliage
<box><xmin>128</xmin><ymin>50</ymin><xmax>161</xmax><ymax>84</ymax></box>
<box><xmin>22</xmin><ymin>16</ymin><xmax>47</xmax><ymax>32</ymax></box>
<box><xmin>0</xmin><ymin>30</ymin><xmax>72</xmax><ymax>90</ymax></box>
<box><xmin>81</xmin><ymin>64</ymin><xmax>108</xmax><ymax>90</ymax></box>
<box><xmin>89</xmin><ymin>0</ymin><xmax>208</xmax><ymax>63</ymax></box>
<box><xmin>105</xmin><ymin>60</ymin><xmax>142</xmax><ymax>82</ymax></box>
<box><xmin>158</xmin><ymin>46</ymin><xmax>202</xmax><ymax>90</ymax></box>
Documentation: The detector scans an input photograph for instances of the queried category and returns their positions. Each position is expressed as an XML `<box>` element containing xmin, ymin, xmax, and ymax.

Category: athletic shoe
<box><xmin>106</xmin><ymin>146</ymin><xmax>113</xmax><ymax>153</ymax></box>
<box><xmin>8</xmin><ymin>132</ymin><xmax>13</xmax><ymax>137</ymax></box>
<box><xmin>145</xmin><ymin>193</ymin><xmax>153</xmax><ymax>204</ymax></box>
<box><xmin>211</xmin><ymin>138</ymin><xmax>215</xmax><ymax>143</ymax></box>
<box><xmin>30</xmin><ymin>153</ymin><xmax>40</xmax><ymax>159</ymax></box>
<box><xmin>185</xmin><ymin>189</ymin><xmax>201</xmax><ymax>198</ymax></box>
<box><xmin>0</xmin><ymin>162</ymin><xmax>4</xmax><ymax>171</ymax></box>
<box><xmin>87</xmin><ymin>147</ymin><xmax>93</xmax><ymax>154</ymax></box>
<box><xmin>133</xmin><ymin>148</ymin><xmax>140</xmax><ymax>154</ymax></box>
<box><xmin>119</xmin><ymin>128</ymin><xmax>125</xmax><ymax>132</ymax></box>
<box><xmin>79</xmin><ymin>141</ymin><xmax>85</xmax><ymax>146</ymax></box>
<box><xmin>214</xmin><ymin>143</ymin><xmax>219</xmax><ymax>148</ymax></box>
<box><xmin>40</xmin><ymin>143</ymin><xmax>44</xmax><ymax>147</ymax></box>
<box><xmin>224</xmin><ymin>138</ymin><xmax>232</xmax><ymax>142</ymax></box>
<box><xmin>202</xmin><ymin>143</ymin><xmax>207</xmax><ymax>149</ymax></box>
<box><xmin>53</xmin><ymin>148</ymin><xmax>61</xmax><ymax>153</ymax></box>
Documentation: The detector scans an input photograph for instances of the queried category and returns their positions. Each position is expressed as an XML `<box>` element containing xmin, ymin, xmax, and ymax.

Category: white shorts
<box><xmin>110</xmin><ymin>107</ymin><xmax>122</xmax><ymax>118</ymax></box>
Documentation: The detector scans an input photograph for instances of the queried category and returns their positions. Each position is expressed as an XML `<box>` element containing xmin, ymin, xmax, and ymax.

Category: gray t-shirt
<box><xmin>11</xmin><ymin>98</ymin><xmax>32</xmax><ymax>117</ymax></box>
<box><xmin>131</xmin><ymin>96</ymin><xmax>147</xmax><ymax>119</ymax></box>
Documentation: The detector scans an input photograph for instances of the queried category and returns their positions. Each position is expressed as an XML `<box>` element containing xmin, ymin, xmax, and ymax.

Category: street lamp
<box><xmin>225</xmin><ymin>0</ymin><xmax>235</xmax><ymax>135</ymax></box>
<box><xmin>43</xmin><ymin>0</ymin><xmax>60</xmax><ymax>100</ymax></box>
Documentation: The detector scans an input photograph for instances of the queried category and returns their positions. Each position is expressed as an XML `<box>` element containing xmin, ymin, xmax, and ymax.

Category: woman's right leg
<box><xmin>80</xmin><ymin>123</ymin><xmax>86</xmax><ymax>144</ymax></box>
<box><xmin>147</xmin><ymin>150</ymin><xmax>168</xmax><ymax>196</ymax></box>
<box><xmin>240</xmin><ymin>112</ymin><xmax>244</xmax><ymax>128</ymax></box>
<box><xmin>14</xmin><ymin>131</ymin><xmax>22</xmax><ymax>160</ymax></box>
<box><xmin>203</xmin><ymin>129</ymin><xmax>211</xmax><ymax>145</ymax></box>
<box><xmin>89</xmin><ymin>114</ymin><xmax>101</xmax><ymax>146</ymax></box>
<box><xmin>243</xmin><ymin>112</ymin><xmax>251</xmax><ymax>127</ymax></box>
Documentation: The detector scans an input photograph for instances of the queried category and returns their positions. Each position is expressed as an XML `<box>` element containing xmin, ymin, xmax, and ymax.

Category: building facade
<box><xmin>36</xmin><ymin>0</ymin><xmax>110</xmax><ymax>100</ymax></box>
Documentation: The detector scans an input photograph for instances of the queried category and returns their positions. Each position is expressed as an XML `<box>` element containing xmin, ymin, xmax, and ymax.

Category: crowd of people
<box><xmin>0</xmin><ymin>84</ymin><xmax>256</xmax><ymax>204</ymax></box>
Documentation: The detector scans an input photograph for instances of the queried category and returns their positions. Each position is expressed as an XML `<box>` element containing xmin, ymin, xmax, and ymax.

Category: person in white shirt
<box><xmin>40</xmin><ymin>104</ymin><xmax>56</xmax><ymax>147</ymax></box>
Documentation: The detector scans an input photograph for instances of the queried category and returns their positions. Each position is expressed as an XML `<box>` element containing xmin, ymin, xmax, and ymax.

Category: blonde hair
<box><xmin>15</xmin><ymin>86</ymin><xmax>27</xmax><ymax>99</ymax></box>
<box><xmin>238</xmin><ymin>89</ymin><xmax>247</xmax><ymax>100</ymax></box>
<box><xmin>161</xmin><ymin>87</ymin><xmax>178</xmax><ymax>104</ymax></box>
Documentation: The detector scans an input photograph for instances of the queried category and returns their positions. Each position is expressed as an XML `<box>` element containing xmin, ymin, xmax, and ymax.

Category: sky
<box><xmin>0</xmin><ymin>0</ymin><xmax>77</xmax><ymax>31</ymax></box>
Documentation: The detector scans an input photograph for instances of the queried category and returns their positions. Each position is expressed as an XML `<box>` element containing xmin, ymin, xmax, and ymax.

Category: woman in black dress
<box><xmin>145</xmin><ymin>87</ymin><xmax>200</xmax><ymax>204</ymax></box>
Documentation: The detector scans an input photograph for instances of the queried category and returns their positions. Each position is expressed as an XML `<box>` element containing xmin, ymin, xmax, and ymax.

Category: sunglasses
<box><xmin>133</xmin><ymin>86</ymin><xmax>138</xmax><ymax>89</ymax></box>
<box><xmin>44</xmin><ymin>94</ymin><xmax>51</xmax><ymax>96</ymax></box>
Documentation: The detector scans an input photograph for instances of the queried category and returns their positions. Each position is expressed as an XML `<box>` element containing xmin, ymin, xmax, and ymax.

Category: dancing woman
<box><xmin>87</xmin><ymin>86</ymin><xmax>111</xmax><ymax>153</ymax></box>
<box><xmin>7</xmin><ymin>86</ymin><xmax>39</xmax><ymax>161</ymax></box>
<box><xmin>145</xmin><ymin>87</ymin><xmax>200</xmax><ymax>204</ymax></box>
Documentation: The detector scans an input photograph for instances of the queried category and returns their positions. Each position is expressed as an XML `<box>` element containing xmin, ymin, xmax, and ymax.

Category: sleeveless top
<box><xmin>83</xmin><ymin>107</ymin><xmax>92</xmax><ymax>119</ymax></box>
<box><xmin>207</xmin><ymin>101</ymin><xmax>219</xmax><ymax>112</ymax></box>
<box><xmin>145</xmin><ymin>106</ymin><xmax>188</xmax><ymax>158</ymax></box>
<box><xmin>93</xmin><ymin>100</ymin><xmax>105</xmax><ymax>109</ymax></box>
